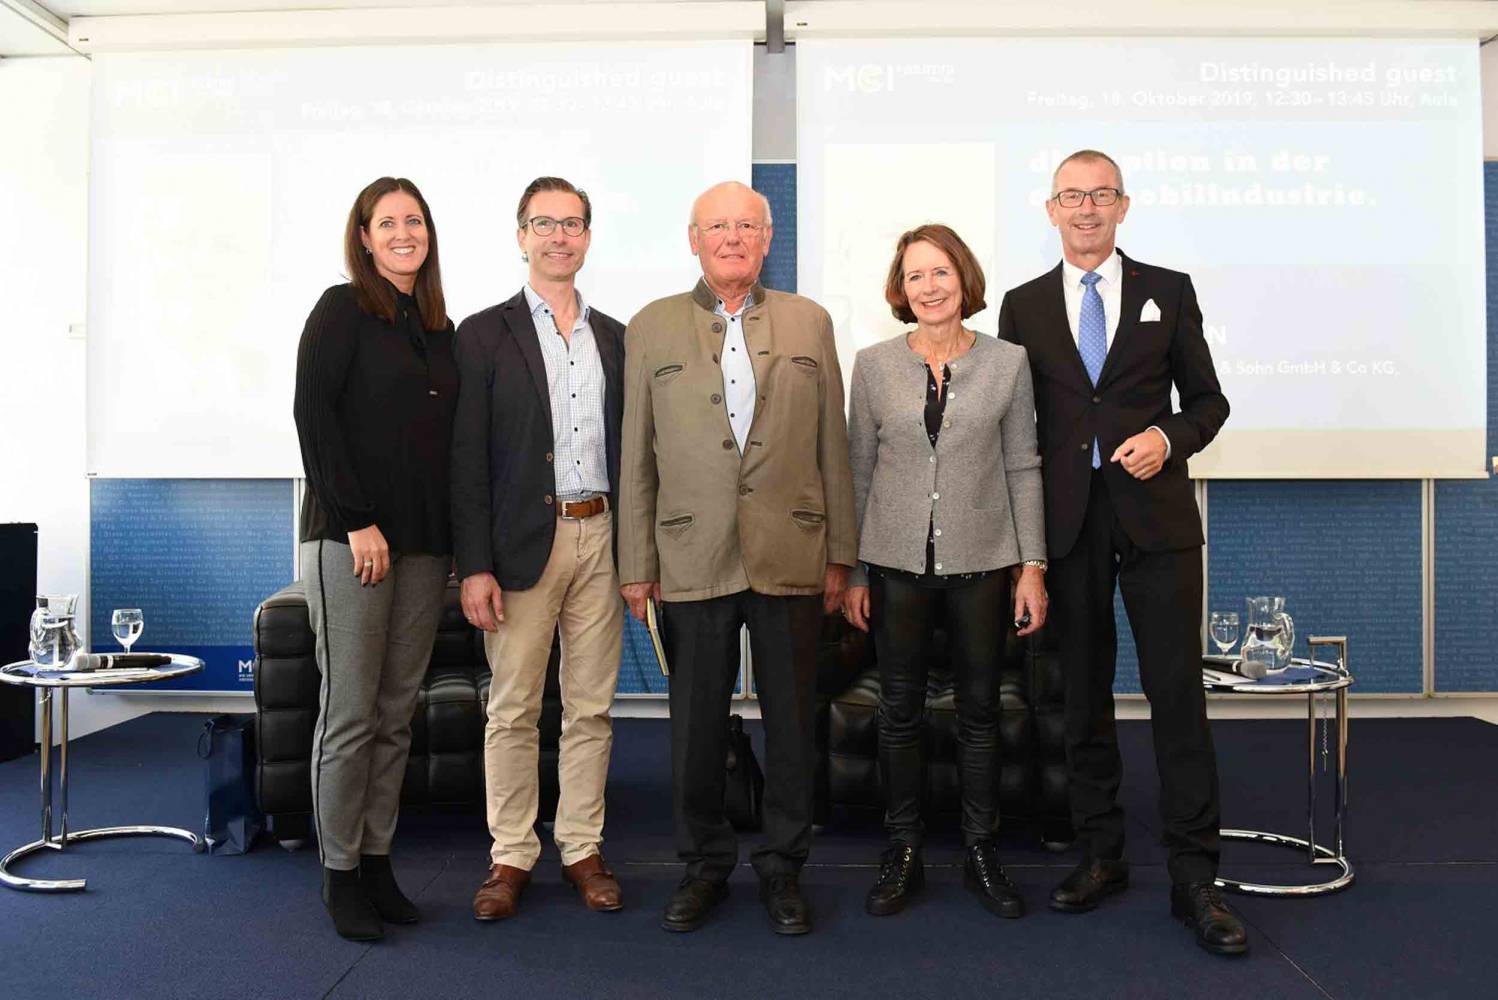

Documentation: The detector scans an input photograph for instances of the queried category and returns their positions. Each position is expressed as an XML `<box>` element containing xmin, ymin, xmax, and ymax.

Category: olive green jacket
<box><xmin>618</xmin><ymin>279</ymin><xmax>857</xmax><ymax>601</ymax></box>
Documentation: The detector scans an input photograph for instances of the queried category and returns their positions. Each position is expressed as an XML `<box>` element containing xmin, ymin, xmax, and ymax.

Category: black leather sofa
<box><xmin>253</xmin><ymin>582</ymin><xmax>1071</xmax><ymax>848</ymax></box>
<box><xmin>252</xmin><ymin>580</ymin><xmax>561</xmax><ymax>844</ymax></box>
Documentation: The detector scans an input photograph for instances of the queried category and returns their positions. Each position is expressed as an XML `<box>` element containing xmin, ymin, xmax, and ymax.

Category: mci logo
<box><xmin>238</xmin><ymin>659</ymin><xmax>255</xmax><ymax>683</ymax></box>
<box><xmin>825</xmin><ymin>63</ymin><xmax>956</xmax><ymax>93</ymax></box>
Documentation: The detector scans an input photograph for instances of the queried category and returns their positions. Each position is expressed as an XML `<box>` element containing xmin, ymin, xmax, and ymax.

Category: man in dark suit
<box><xmin>451</xmin><ymin>177</ymin><xmax>628</xmax><ymax>922</ymax></box>
<box><xmin>998</xmin><ymin>149</ymin><xmax>1246</xmax><ymax>956</ymax></box>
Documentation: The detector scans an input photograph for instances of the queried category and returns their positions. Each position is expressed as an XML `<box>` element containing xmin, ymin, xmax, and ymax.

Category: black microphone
<box><xmin>68</xmin><ymin>653</ymin><xmax>172</xmax><ymax>672</ymax></box>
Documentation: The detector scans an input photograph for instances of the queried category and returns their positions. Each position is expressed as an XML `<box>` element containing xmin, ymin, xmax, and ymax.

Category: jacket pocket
<box><xmin>789</xmin><ymin>355</ymin><xmax>818</xmax><ymax>372</ymax></box>
<box><xmin>653</xmin><ymin>363</ymin><xmax>685</xmax><ymax>381</ymax></box>
<box><xmin>658</xmin><ymin>513</ymin><xmax>695</xmax><ymax>534</ymax></box>
<box><xmin>790</xmin><ymin>508</ymin><xmax>825</xmax><ymax>529</ymax></box>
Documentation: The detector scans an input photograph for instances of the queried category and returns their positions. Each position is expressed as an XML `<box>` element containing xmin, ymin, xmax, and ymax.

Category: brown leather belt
<box><xmin>557</xmin><ymin>495</ymin><xmax>608</xmax><ymax>520</ymax></box>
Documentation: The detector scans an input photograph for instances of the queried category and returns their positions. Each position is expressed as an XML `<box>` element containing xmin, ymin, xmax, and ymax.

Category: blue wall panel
<box><xmin>752</xmin><ymin>161</ymin><xmax>796</xmax><ymax>293</ymax></box>
<box><xmin>1207</xmin><ymin>481</ymin><xmax>1423</xmax><ymax>693</ymax></box>
<box><xmin>1431</xmin><ymin>161</ymin><xmax>1498</xmax><ymax>693</ymax></box>
<box><xmin>90</xmin><ymin>479</ymin><xmax>295</xmax><ymax>692</ymax></box>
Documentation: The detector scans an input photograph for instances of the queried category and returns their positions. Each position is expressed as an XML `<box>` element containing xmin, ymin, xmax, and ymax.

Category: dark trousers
<box><xmin>663</xmin><ymin>589</ymin><xmax>821</xmax><ymax>883</ymax></box>
<box><xmin>1049</xmin><ymin>470</ymin><xmax>1220</xmax><ymax>885</ymax></box>
<box><xmin>870</xmin><ymin>571</ymin><xmax>1009</xmax><ymax>848</ymax></box>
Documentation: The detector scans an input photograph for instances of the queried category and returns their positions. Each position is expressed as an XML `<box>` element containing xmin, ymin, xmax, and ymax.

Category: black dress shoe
<box><xmin>322</xmin><ymin>866</ymin><xmax>383</xmax><ymax>942</ymax></box>
<box><xmin>760</xmin><ymin>873</ymin><xmax>812</xmax><ymax>935</ymax></box>
<box><xmin>661</xmin><ymin>877</ymin><xmax>728</xmax><ymax>933</ymax></box>
<box><xmin>1049</xmin><ymin>857</ymin><xmax>1129</xmax><ymax>913</ymax></box>
<box><xmin>866</xmin><ymin>843</ymin><xmax>924</xmax><ymax>916</ymax></box>
<box><xmin>963</xmin><ymin>843</ymin><xmax>1025</xmax><ymax>919</ymax></box>
<box><xmin>1171</xmin><ymin>881</ymin><xmax>1250</xmax><ymax>956</ymax></box>
<box><xmin>360</xmin><ymin>854</ymin><xmax>419</xmax><ymax>924</ymax></box>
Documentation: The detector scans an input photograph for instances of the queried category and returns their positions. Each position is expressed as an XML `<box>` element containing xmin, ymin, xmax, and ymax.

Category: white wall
<box><xmin>2</xmin><ymin>56</ymin><xmax>247</xmax><ymax>740</ymax></box>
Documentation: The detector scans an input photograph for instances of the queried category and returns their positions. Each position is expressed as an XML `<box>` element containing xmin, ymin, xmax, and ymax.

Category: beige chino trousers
<box><xmin>482</xmin><ymin>509</ymin><xmax>623</xmax><ymax>869</ymax></box>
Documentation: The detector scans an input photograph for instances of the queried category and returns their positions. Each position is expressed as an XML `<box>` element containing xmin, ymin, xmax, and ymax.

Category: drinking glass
<box><xmin>112</xmin><ymin>608</ymin><xmax>144</xmax><ymax>653</ymax></box>
<box><xmin>1209</xmin><ymin>611</ymin><xmax>1240</xmax><ymax>655</ymax></box>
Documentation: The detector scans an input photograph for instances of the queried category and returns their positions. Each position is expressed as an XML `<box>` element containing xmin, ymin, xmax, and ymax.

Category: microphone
<box><xmin>67</xmin><ymin>653</ymin><xmax>172</xmax><ymax>672</ymax></box>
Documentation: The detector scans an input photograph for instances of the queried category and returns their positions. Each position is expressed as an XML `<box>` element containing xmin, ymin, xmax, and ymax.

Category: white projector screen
<box><xmin>797</xmin><ymin>38</ymin><xmax>1487</xmax><ymax>479</ymax></box>
<box><xmin>88</xmin><ymin>41</ymin><xmax>752</xmax><ymax>478</ymax></box>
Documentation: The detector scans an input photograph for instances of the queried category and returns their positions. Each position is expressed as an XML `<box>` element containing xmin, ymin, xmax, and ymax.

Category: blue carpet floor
<box><xmin>1</xmin><ymin>713</ymin><xmax>1494</xmax><ymax>999</ymax></box>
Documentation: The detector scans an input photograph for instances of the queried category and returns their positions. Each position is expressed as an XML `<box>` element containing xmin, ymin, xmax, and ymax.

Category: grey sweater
<box><xmin>847</xmin><ymin>332</ymin><xmax>1045</xmax><ymax>587</ymax></box>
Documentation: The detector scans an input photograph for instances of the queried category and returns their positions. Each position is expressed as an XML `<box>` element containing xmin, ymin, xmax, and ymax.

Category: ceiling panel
<box><xmin>0</xmin><ymin>4</ymin><xmax>72</xmax><ymax>54</ymax></box>
<box><xmin>48</xmin><ymin>0</ymin><xmax>717</xmax><ymax>16</ymax></box>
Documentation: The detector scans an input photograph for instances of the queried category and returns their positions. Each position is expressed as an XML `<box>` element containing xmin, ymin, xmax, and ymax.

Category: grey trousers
<box><xmin>301</xmin><ymin>539</ymin><xmax>448</xmax><ymax>870</ymax></box>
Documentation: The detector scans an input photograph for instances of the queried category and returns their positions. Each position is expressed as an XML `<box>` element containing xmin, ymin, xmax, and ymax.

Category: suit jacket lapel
<box><xmin>1041</xmin><ymin>264</ymin><xmax>1094</xmax><ymax>391</ymax></box>
<box><xmin>505</xmin><ymin>291</ymin><xmax>554</xmax><ymax>430</ymax></box>
<box><xmin>1097</xmin><ymin>251</ymin><xmax>1147</xmax><ymax>390</ymax></box>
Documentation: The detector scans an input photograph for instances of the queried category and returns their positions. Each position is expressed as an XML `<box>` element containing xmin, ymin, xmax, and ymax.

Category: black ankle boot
<box><xmin>963</xmin><ymin>843</ymin><xmax>1025</xmax><ymax>919</ymax></box>
<box><xmin>866</xmin><ymin>843</ymin><xmax>924</xmax><ymax>916</ymax></box>
<box><xmin>360</xmin><ymin>855</ymin><xmax>419</xmax><ymax>924</ymax></box>
<box><xmin>322</xmin><ymin>865</ymin><xmax>382</xmax><ymax>941</ymax></box>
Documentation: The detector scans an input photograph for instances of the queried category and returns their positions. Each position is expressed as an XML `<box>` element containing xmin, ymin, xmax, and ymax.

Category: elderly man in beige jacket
<box><xmin>618</xmin><ymin>181</ymin><xmax>856</xmax><ymax>937</ymax></box>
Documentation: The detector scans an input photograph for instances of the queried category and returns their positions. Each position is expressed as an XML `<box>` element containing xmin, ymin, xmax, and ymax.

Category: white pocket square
<box><xmin>1139</xmin><ymin>298</ymin><xmax>1162</xmax><ymax>322</ymax></box>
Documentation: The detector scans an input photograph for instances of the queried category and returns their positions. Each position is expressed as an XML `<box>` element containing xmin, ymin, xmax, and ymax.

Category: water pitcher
<box><xmin>28</xmin><ymin>593</ymin><xmax>82</xmax><ymax>667</ymax></box>
<box><xmin>1242</xmin><ymin>596</ymin><xmax>1295</xmax><ymax>674</ymax></box>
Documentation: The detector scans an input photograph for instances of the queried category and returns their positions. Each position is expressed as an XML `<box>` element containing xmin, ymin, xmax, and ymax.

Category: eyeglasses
<box><xmin>697</xmin><ymin>220</ymin><xmax>767</xmax><ymax>241</ymax></box>
<box><xmin>1052</xmin><ymin>188</ymin><xmax>1123</xmax><ymax>208</ymax></box>
<box><xmin>524</xmin><ymin>216</ymin><xmax>588</xmax><ymax>237</ymax></box>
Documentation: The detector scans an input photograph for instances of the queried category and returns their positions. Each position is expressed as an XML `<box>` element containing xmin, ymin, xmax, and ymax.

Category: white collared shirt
<box><xmin>523</xmin><ymin>284</ymin><xmax>610</xmax><ymax>498</ymax></box>
<box><xmin>715</xmin><ymin>297</ymin><xmax>757</xmax><ymax>454</ymax></box>
<box><xmin>1060</xmin><ymin>248</ymin><xmax>1123</xmax><ymax>353</ymax></box>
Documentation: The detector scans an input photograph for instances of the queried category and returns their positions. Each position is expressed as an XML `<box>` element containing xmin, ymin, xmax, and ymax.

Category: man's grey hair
<box><xmin>1051</xmin><ymin>149</ymin><xmax>1126</xmax><ymax>195</ymax></box>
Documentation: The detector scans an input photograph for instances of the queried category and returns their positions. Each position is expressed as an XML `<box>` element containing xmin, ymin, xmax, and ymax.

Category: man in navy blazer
<box><xmin>451</xmin><ymin>177</ymin><xmax>628</xmax><ymax>922</ymax></box>
<box><xmin>998</xmin><ymin>149</ymin><xmax>1245</xmax><ymax>956</ymax></box>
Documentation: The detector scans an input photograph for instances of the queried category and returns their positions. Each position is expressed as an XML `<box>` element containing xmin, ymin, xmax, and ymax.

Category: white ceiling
<box><xmin>2</xmin><ymin>0</ymin><xmax>754</xmax><ymax>55</ymax></box>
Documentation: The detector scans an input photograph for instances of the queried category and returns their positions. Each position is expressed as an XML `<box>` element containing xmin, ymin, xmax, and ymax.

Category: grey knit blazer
<box><xmin>847</xmin><ymin>332</ymin><xmax>1045</xmax><ymax>587</ymax></box>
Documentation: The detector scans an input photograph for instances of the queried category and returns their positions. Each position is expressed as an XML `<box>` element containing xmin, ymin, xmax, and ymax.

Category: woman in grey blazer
<box><xmin>842</xmin><ymin>224</ymin><xmax>1048</xmax><ymax>920</ymax></box>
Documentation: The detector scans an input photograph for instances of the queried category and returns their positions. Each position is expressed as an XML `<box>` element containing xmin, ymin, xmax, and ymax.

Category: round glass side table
<box><xmin>0</xmin><ymin>654</ymin><xmax>205</xmax><ymax>892</ymax></box>
<box><xmin>1203</xmin><ymin>635</ymin><xmax>1354</xmax><ymax>897</ymax></box>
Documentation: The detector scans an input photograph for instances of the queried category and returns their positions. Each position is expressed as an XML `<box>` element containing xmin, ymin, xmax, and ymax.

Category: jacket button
<box><xmin>544</xmin><ymin>494</ymin><xmax>554</xmax><ymax>505</ymax></box>
<box><xmin>1092</xmin><ymin>395</ymin><xmax>1101</xmax><ymax>404</ymax></box>
<box><xmin>711</xmin><ymin>393</ymin><xmax>722</xmax><ymax>404</ymax></box>
<box><xmin>739</xmin><ymin>484</ymin><xmax>751</xmax><ymax>495</ymax></box>
<box><xmin>545</xmin><ymin>452</ymin><xmax>553</xmax><ymax>463</ymax></box>
<box><xmin>712</xmin><ymin>322</ymin><xmax>724</xmax><ymax>333</ymax></box>
<box><xmin>943</xmin><ymin>419</ymin><xmax>952</xmax><ymax>428</ymax></box>
<box><xmin>722</xmin><ymin>439</ymin><xmax>735</xmax><ymax>449</ymax></box>
<box><xmin>1080</xmin><ymin>443</ymin><xmax>1089</xmax><ymax>451</ymax></box>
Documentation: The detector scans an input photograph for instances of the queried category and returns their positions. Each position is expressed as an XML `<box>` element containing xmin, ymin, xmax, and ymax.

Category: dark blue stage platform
<box><xmin>1</xmin><ymin>713</ymin><xmax>1494</xmax><ymax>999</ymax></box>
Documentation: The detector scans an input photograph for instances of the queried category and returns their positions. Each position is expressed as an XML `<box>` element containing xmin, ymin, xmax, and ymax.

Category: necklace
<box><xmin>914</xmin><ymin>328</ymin><xmax>971</xmax><ymax>371</ymax></box>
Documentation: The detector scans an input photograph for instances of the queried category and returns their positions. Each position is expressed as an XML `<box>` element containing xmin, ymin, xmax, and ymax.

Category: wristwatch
<box><xmin>1022</xmin><ymin>559</ymin><xmax>1048</xmax><ymax>573</ymax></box>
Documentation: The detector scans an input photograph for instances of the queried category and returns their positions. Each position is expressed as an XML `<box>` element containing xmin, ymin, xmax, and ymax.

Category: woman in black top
<box><xmin>293</xmin><ymin>176</ymin><xmax>457</xmax><ymax>942</ymax></box>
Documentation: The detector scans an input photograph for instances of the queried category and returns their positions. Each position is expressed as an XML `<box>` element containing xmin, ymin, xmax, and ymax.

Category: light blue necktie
<box><xmin>1078</xmin><ymin>271</ymin><xmax>1106</xmax><ymax>469</ymax></box>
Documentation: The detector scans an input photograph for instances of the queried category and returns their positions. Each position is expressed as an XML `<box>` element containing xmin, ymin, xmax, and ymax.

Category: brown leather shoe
<box><xmin>473</xmin><ymin>864</ymin><xmax>530</xmax><ymax>921</ymax></box>
<box><xmin>561</xmin><ymin>854</ymin><xmax>623</xmax><ymax>912</ymax></box>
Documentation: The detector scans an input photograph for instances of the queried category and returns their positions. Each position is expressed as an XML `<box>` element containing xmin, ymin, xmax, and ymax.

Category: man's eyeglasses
<box><xmin>1051</xmin><ymin>188</ymin><xmax>1123</xmax><ymax>209</ymax></box>
<box><xmin>697</xmin><ymin>220</ymin><xmax>767</xmax><ymax>241</ymax></box>
<box><xmin>524</xmin><ymin>216</ymin><xmax>588</xmax><ymax>237</ymax></box>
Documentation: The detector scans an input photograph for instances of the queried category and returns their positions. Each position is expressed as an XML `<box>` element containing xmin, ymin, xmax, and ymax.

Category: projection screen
<box><xmin>88</xmin><ymin>40</ymin><xmax>752</xmax><ymax>478</ymax></box>
<box><xmin>796</xmin><ymin>38</ymin><xmax>1486</xmax><ymax>479</ymax></box>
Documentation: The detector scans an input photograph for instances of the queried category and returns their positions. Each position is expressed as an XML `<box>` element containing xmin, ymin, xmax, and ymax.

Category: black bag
<box><xmin>724</xmin><ymin>714</ymin><xmax>764</xmax><ymax>832</ymax></box>
<box><xmin>197</xmin><ymin>714</ymin><xmax>264</xmax><ymax>855</ymax></box>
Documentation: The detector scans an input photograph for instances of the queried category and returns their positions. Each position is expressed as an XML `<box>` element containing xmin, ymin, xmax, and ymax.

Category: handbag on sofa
<box><xmin>724</xmin><ymin>714</ymin><xmax>764</xmax><ymax>832</ymax></box>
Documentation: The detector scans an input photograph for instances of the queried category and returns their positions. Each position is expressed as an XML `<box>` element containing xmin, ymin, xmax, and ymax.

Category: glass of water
<box><xmin>111</xmin><ymin>608</ymin><xmax>144</xmax><ymax>653</ymax></box>
<box><xmin>1209</xmin><ymin>611</ymin><xmax>1240</xmax><ymax>655</ymax></box>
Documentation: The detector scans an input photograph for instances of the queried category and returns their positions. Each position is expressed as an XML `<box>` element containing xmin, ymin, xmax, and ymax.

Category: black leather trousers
<box><xmin>870</xmin><ymin>570</ymin><xmax>1009</xmax><ymax>848</ymax></box>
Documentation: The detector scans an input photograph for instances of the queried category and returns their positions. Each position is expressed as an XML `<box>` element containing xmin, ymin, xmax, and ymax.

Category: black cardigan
<box><xmin>293</xmin><ymin>282</ymin><xmax>458</xmax><ymax>557</ymax></box>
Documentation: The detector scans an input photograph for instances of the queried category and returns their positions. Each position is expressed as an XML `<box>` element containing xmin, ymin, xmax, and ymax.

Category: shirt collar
<box><xmin>1061</xmin><ymin>248</ymin><xmax>1122</xmax><ymax>289</ymax></box>
<box><xmin>523</xmin><ymin>283</ymin><xmax>590</xmax><ymax>324</ymax></box>
<box><xmin>714</xmin><ymin>297</ymin><xmax>749</xmax><ymax>320</ymax></box>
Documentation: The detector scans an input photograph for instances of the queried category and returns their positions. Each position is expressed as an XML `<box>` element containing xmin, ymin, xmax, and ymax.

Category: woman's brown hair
<box><xmin>883</xmin><ymin>223</ymin><xmax>987</xmax><ymax>324</ymax></box>
<box><xmin>343</xmin><ymin>176</ymin><xmax>447</xmax><ymax>332</ymax></box>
